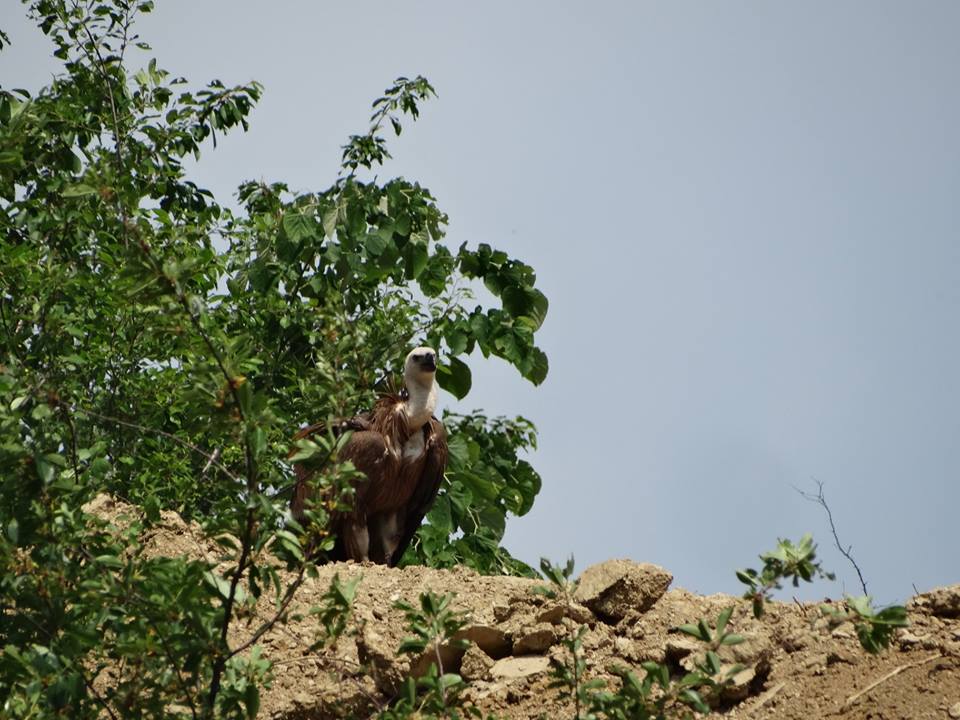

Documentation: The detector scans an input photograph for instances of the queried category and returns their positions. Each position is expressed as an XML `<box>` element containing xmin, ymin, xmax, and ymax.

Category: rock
<box><xmin>456</xmin><ymin>624</ymin><xmax>512</xmax><ymax>659</ymax></box>
<box><xmin>949</xmin><ymin>701</ymin><xmax>960</xmax><ymax>719</ymax></box>
<box><xmin>664</xmin><ymin>636</ymin><xmax>701</xmax><ymax>661</ymax></box>
<box><xmin>460</xmin><ymin>645</ymin><xmax>494</xmax><ymax>682</ymax></box>
<box><xmin>574</xmin><ymin>560</ymin><xmax>672</xmax><ymax>622</ymax></box>
<box><xmin>513</xmin><ymin>623</ymin><xmax>559</xmax><ymax>655</ymax></box>
<box><xmin>826</xmin><ymin>650</ymin><xmax>857</xmax><ymax>666</ymax></box>
<box><xmin>356</xmin><ymin>628</ymin><xmax>407</xmax><ymax>695</ymax></box>
<box><xmin>489</xmin><ymin>656</ymin><xmax>551</xmax><ymax>681</ymax></box>
<box><xmin>831</xmin><ymin>623</ymin><xmax>856</xmax><ymax>639</ymax></box>
<box><xmin>582</xmin><ymin>630</ymin><xmax>612</xmax><ymax>652</ymax></box>
<box><xmin>721</xmin><ymin>635</ymin><xmax>772</xmax><ymax>666</ymax></box>
<box><xmin>408</xmin><ymin>643</ymin><xmax>465</xmax><ymax>680</ymax></box>
<box><xmin>537</xmin><ymin>602</ymin><xmax>594</xmax><ymax>626</ymax></box>
<box><xmin>898</xmin><ymin>630</ymin><xmax>924</xmax><ymax>648</ymax></box>
<box><xmin>719</xmin><ymin>665</ymin><xmax>756</xmax><ymax>703</ymax></box>
<box><xmin>912</xmin><ymin>585</ymin><xmax>960</xmax><ymax>619</ymax></box>
<box><xmin>613</xmin><ymin>636</ymin><xmax>639</xmax><ymax>662</ymax></box>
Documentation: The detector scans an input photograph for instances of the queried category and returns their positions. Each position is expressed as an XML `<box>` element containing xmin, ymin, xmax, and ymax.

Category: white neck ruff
<box><xmin>404</xmin><ymin>376</ymin><xmax>437</xmax><ymax>432</ymax></box>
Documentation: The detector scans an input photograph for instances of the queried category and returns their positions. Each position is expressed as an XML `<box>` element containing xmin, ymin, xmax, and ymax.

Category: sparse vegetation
<box><xmin>821</xmin><ymin>595</ymin><xmax>910</xmax><ymax>655</ymax></box>
<box><xmin>387</xmin><ymin>592</ymin><xmax>474</xmax><ymax>719</ymax></box>
<box><xmin>736</xmin><ymin>534</ymin><xmax>835</xmax><ymax>618</ymax></box>
<box><xmin>736</xmin><ymin>535</ymin><xmax>908</xmax><ymax>655</ymax></box>
<box><xmin>0</xmin><ymin>2</ymin><xmax>935</xmax><ymax>719</ymax></box>
<box><xmin>1</xmin><ymin>0</ymin><xmax>548</xmax><ymax>716</ymax></box>
<box><xmin>539</xmin><ymin>558</ymin><xmax>748</xmax><ymax>719</ymax></box>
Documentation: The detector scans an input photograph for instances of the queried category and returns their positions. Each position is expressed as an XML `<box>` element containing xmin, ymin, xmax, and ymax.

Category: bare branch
<box><xmin>227</xmin><ymin>569</ymin><xmax>305</xmax><ymax>660</ymax></box>
<box><xmin>794</xmin><ymin>479</ymin><xmax>869</xmax><ymax>596</ymax></box>
<box><xmin>70</xmin><ymin>405</ymin><xmax>242</xmax><ymax>484</ymax></box>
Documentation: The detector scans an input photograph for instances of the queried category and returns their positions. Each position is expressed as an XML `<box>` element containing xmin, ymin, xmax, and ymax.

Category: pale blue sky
<box><xmin>4</xmin><ymin>2</ymin><xmax>958</xmax><ymax>604</ymax></box>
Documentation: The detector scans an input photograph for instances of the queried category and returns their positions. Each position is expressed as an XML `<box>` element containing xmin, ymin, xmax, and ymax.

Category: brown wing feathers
<box><xmin>290</xmin><ymin>391</ymin><xmax>446</xmax><ymax>565</ymax></box>
<box><xmin>393</xmin><ymin>417</ymin><xmax>447</xmax><ymax>563</ymax></box>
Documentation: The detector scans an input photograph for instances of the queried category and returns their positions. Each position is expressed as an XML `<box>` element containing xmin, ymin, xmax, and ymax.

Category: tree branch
<box><xmin>70</xmin><ymin>405</ymin><xmax>242</xmax><ymax>484</ymax></box>
<box><xmin>794</xmin><ymin>479</ymin><xmax>868</xmax><ymax>596</ymax></box>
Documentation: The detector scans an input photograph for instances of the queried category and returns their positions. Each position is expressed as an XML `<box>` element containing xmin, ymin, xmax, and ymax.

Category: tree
<box><xmin>0</xmin><ymin>1</ymin><xmax>548</xmax><ymax>715</ymax></box>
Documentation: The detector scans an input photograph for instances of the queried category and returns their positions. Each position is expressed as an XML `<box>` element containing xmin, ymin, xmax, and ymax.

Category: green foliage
<box><xmin>736</xmin><ymin>534</ymin><xmax>835</xmax><ymax>618</ymax></box>
<box><xmin>386</xmin><ymin>592</ymin><xmax>476</xmax><ymax>720</ymax></box>
<box><xmin>821</xmin><ymin>596</ymin><xmax>909</xmax><ymax>655</ymax></box>
<box><xmin>549</xmin><ymin>624</ymin><xmax>606</xmax><ymax>719</ymax></box>
<box><xmin>535</xmin><ymin>555</ymin><xmax>577</xmax><ymax>599</ymax></box>
<box><xmin>309</xmin><ymin>573</ymin><xmax>361</xmax><ymax>649</ymax></box>
<box><xmin>395</xmin><ymin>591</ymin><xmax>470</xmax><ymax>657</ymax></box>
<box><xmin>538</xmin><ymin>558</ymin><xmax>744</xmax><ymax>720</ymax></box>
<box><xmin>737</xmin><ymin>536</ymin><xmax>908</xmax><ymax>655</ymax></box>
<box><xmin>405</xmin><ymin>413</ymin><xmax>543</xmax><ymax>577</ymax></box>
<box><xmin>0</xmin><ymin>0</ymin><xmax>548</xmax><ymax>716</ymax></box>
<box><xmin>676</xmin><ymin>606</ymin><xmax>746</xmax><ymax>649</ymax></box>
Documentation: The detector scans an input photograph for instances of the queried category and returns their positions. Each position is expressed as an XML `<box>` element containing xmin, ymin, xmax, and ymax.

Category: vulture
<box><xmin>290</xmin><ymin>346</ymin><xmax>447</xmax><ymax>566</ymax></box>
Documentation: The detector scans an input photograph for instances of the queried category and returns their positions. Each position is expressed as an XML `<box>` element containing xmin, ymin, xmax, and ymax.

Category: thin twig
<box><xmin>227</xmin><ymin>569</ymin><xmax>305</xmax><ymax>660</ymax></box>
<box><xmin>16</xmin><ymin>599</ymin><xmax>121</xmax><ymax>720</ymax></box>
<box><xmin>842</xmin><ymin>652</ymin><xmax>941</xmax><ymax>709</ymax></box>
<box><xmin>200</xmin><ymin>447</ymin><xmax>222</xmax><ymax>477</ymax></box>
<box><xmin>794</xmin><ymin>479</ymin><xmax>869</xmax><ymax>596</ymax></box>
<box><xmin>147</xmin><ymin>617</ymin><xmax>200</xmax><ymax>720</ymax></box>
<box><xmin>70</xmin><ymin>405</ymin><xmax>242</xmax><ymax>484</ymax></box>
<box><xmin>59</xmin><ymin>400</ymin><xmax>82</xmax><ymax>481</ymax></box>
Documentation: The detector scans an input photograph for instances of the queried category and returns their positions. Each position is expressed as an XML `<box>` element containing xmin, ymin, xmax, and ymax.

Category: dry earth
<box><xmin>87</xmin><ymin>496</ymin><xmax>960</xmax><ymax>719</ymax></box>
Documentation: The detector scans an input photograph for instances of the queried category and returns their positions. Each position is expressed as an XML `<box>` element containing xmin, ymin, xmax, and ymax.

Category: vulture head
<box><xmin>404</xmin><ymin>346</ymin><xmax>438</xmax><ymax>388</ymax></box>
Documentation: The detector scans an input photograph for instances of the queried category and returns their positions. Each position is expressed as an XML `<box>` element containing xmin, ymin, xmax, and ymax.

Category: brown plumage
<box><xmin>291</xmin><ymin>347</ymin><xmax>447</xmax><ymax>566</ymax></box>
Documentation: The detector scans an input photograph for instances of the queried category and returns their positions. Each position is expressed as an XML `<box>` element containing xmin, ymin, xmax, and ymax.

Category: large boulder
<box><xmin>911</xmin><ymin>584</ymin><xmax>960</xmax><ymax>618</ymax></box>
<box><xmin>574</xmin><ymin>560</ymin><xmax>672</xmax><ymax>622</ymax></box>
<box><xmin>455</xmin><ymin>624</ymin><xmax>512</xmax><ymax>659</ymax></box>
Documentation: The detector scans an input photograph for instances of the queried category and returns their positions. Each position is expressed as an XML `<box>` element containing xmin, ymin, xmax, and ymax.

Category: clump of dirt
<box><xmin>86</xmin><ymin>496</ymin><xmax>960</xmax><ymax>719</ymax></box>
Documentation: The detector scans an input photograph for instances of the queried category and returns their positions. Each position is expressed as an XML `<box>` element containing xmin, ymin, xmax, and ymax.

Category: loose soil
<box><xmin>87</xmin><ymin>496</ymin><xmax>960</xmax><ymax>719</ymax></box>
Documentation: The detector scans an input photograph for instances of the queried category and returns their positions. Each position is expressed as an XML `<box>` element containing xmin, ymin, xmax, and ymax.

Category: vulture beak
<box><xmin>420</xmin><ymin>352</ymin><xmax>437</xmax><ymax>372</ymax></box>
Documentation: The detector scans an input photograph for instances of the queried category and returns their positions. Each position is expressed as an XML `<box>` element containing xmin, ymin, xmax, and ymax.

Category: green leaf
<box><xmin>677</xmin><ymin>623</ymin><xmax>707</xmax><ymax>641</ymax></box>
<box><xmin>716</xmin><ymin>606</ymin><xmax>733</xmax><ymax>636</ymax></box>
<box><xmin>524</xmin><ymin>346</ymin><xmax>549</xmax><ymax>385</ymax></box>
<box><xmin>502</xmin><ymin>286</ymin><xmax>549</xmax><ymax>330</ymax></box>
<box><xmin>322</xmin><ymin>206</ymin><xmax>338</xmax><ymax>238</ymax></box>
<box><xmin>282</xmin><ymin>210</ymin><xmax>317</xmax><ymax>245</ymax></box>
<box><xmin>705</xmin><ymin>650</ymin><xmax>722</xmax><ymax>674</ymax></box>
<box><xmin>248</xmin><ymin>426</ymin><xmax>267</xmax><ymax>459</ymax></box>
<box><xmin>436</xmin><ymin>355</ymin><xmax>472</xmax><ymax>400</ymax></box>
<box><xmin>721</xmin><ymin>633</ymin><xmax>746</xmax><ymax>646</ymax></box>
<box><xmin>35</xmin><ymin>456</ymin><xmax>55</xmax><ymax>484</ymax></box>
<box><xmin>364</xmin><ymin>232</ymin><xmax>388</xmax><ymax>256</ymax></box>
<box><xmin>403</xmin><ymin>239</ymin><xmax>429</xmax><ymax>279</ymax></box>
<box><xmin>62</xmin><ymin>183</ymin><xmax>97</xmax><ymax>197</ymax></box>
<box><xmin>244</xmin><ymin>684</ymin><xmax>260</xmax><ymax>718</ymax></box>
<box><xmin>94</xmin><ymin>555</ymin><xmax>123</xmax><ymax>569</ymax></box>
<box><xmin>679</xmin><ymin>688</ymin><xmax>710</xmax><ymax>714</ymax></box>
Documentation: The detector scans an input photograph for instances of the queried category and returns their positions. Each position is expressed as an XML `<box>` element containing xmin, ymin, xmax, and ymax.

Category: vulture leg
<box><xmin>372</xmin><ymin>511</ymin><xmax>404</xmax><ymax>566</ymax></box>
<box><xmin>341</xmin><ymin>518</ymin><xmax>370</xmax><ymax>562</ymax></box>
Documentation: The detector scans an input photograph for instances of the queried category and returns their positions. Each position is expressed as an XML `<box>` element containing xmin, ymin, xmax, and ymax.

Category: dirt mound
<box><xmin>87</xmin><ymin>496</ymin><xmax>960</xmax><ymax>718</ymax></box>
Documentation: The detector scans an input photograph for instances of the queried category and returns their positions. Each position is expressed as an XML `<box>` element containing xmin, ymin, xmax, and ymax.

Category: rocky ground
<box><xmin>88</xmin><ymin>496</ymin><xmax>960</xmax><ymax>719</ymax></box>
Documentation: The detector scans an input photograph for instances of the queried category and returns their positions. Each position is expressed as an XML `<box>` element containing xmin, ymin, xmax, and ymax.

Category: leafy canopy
<box><xmin>0</xmin><ymin>0</ymin><xmax>548</xmax><ymax>715</ymax></box>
